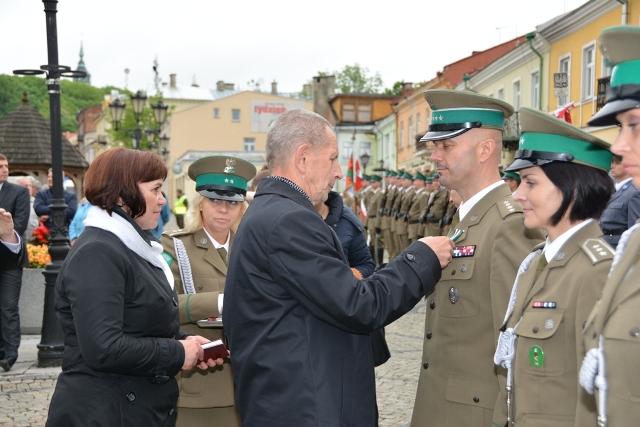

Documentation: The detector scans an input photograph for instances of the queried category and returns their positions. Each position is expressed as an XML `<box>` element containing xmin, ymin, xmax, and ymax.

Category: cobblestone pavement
<box><xmin>1</xmin><ymin>302</ymin><xmax>426</xmax><ymax>427</ymax></box>
<box><xmin>376</xmin><ymin>299</ymin><xmax>426</xmax><ymax>427</ymax></box>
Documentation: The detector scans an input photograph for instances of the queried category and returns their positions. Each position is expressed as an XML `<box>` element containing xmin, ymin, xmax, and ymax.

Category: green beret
<box><xmin>188</xmin><ymin>155</ymin><xmax>257</xmax><ymax>202</ymax></box>
<box><xmin>420</xmin><ymin>90</ymin><xmax>515</xmax><ymax>142</ymax></box>
<box><xmin>589</xmin><ymin>25</ymin><xmax>640</xmax><ymax>126</ymax></box>
<box><xmin>507</xmin><ymin>107</ymin><xmax>612</xmax><ymax>172</ymax></box>
<box><xmin>385</xmin><ymin>170</ymin><xmax>396</xmax><ymax>177</ymax></box>
<box><xmin>403</xmin><ymin>172</ymin><xmax>414</xmax><ymax>180</ymax></box>
<box><xmin>414</xmin><ymin>171</ymin><xmax>427</xmax><ymax>181</ymax></box>
<box><xmin>369</xmin><ymin>174</ymin><xmax>382</xmax><ymax>182</ymax></box>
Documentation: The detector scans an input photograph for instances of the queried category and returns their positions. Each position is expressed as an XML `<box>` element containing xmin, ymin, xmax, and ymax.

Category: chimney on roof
<box><xmin>271</xmin><ymin>80</ymin><xmax>278</xmax><ymax>95</ymax></box>
<box><xmin>217</xmin><ymin>81</ymin><xmax>235</xmax><ymax>91</ymax></box>
<box><xmin>169</xmin><ymin>73</ymin><xmax>177</xmax><ymax>89</ymax></box>
<box><xmin>312</xmin><ymin>75</ymin><xmax>336</xmax><ymax>125</ymax></box>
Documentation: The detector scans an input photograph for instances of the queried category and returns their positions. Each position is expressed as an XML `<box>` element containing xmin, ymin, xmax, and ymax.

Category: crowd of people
<box><xmin>0</xmin><ymin>23</ymin><xmax>639</xmax><ymax>427</ymax></box>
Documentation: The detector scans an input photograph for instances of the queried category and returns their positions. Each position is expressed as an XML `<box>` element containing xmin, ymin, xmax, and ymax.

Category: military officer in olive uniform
<box><xmin>501</xmin><ymin>171</ymin><xmax>521</xmax><ymax>193</ymax></box>
<box><xmin>494</xmin><ymin>107</ymin><xmax>614</xmax><ymax>427</ymax></box>
<box><xmin>381</xmin><ymin>171</ymin><xmax>399</xmax><ymax>260</ymax></box>
<box><xmin>162</xmin><ymin>156</ymin><xmax>256</xmax><ymax>427</ymax></box>
<box><xmin>366</xmin><ymin>174</ymin><xmax>384</xmax><ymax>266</ymax></box>
<box><xmin>408</xmin><ymin>172</ymin><xmax>429</xmax><ymax>242</ymax></box>
<box><xmin>411</xmin><ymin>90</ymin><xmax>542</xmax><ymax>427</ymax></box>
<box><xmin>395</xmin><ymin>172</ymin><xmax>416</xmax><ymax>251</ymax></box>
<box><xmin>580</xmin><ymin>25</ymin><xmax>640</xmax><ymax>427</ymax></box>
<box><xmin>422</xmin><ymin>173</ymin><xmax>449</xmax><ymax>237</ymax></box>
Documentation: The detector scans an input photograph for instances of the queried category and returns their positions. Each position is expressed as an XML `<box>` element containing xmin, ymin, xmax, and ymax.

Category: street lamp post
<box><xmin>359</xmin><ymin>152</ymin><xmax>370</xmax><ymax>174</ymax></box>
<box><xmin>13</xmin><ymin>0</ymin><xmax>86</xmax><ymax>367</ymax></box>
<box><xmin>109</xmin><ymin>93</ymin><xmax>169</xmax><ymax>153</ymax></box>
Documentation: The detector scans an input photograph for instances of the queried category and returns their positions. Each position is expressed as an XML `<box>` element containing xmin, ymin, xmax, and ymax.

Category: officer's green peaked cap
<box><xmin>369</xmin><ymin>174</ymin><xmax>382</xmax><ymax>182</ymax></box>
<box><xmin>188</xmin><ymin>155</ymin><xmax>257</xmax><ymax>201</ymax></box>
<box><xmin>414</xmin><ymin>171</ymin><xmax>427</xmax><ymax>181</ymax></box>
<box><xmin>501</xmin><ymin>171</ymin><xmax>521</xmax><ymax>182</ymax></box>
<box><xmin>507</xmin><ymin>107</ymin><xmax>612</xmax><ymax>172</ymax></box>
<box><xmin>421</xmin><ymin>90</ymin><xmax>515</xmax><ymax>142</ymax></box>
<box><xmin>589</xmin><ymin>25</ymin><xmax>640</xmax><ymax>126</ymax></box>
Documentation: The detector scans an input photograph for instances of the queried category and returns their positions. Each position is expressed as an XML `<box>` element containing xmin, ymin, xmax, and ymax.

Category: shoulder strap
<box><xmin>173</xmin><ymin>237</ymin><xmax>197</xmax><ymax>294</ymax></box>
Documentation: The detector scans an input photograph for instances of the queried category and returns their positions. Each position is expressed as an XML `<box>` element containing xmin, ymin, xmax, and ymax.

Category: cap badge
<box><xmin>224</xmin><ymin>158</ymin><xmax>236</xmax><ymax>174</ymax></box>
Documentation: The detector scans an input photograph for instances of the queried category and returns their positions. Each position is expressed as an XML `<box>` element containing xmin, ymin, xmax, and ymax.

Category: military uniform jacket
<box><xmin>380</xmin><ymin>187</ymin><xmax>397</xmax><ymax>231</ymax></box>
<box><xmin>396</xmin><ymin>187</ymin><xmax>416</xmax><ymax>235</ymax></box>
<box><xmin>503</xmin><ymin>221</ymin><xmax>610</xmax><ymax>427</ymax></box>
<box><xmin>364</xmin><ymin>188</ymin><xmax>378</xmax><ymax>230</ymax></box>
<box><xmin>161</xmin><ymin>229</ymin><xmax>235</xmax><ymax>409</ymax></box>
<box><xmin>411</xmin><ymin>183</ymin><xmax>542</xmax><ymax>427</ymax></box>
<box><xmin>583</xmin><ymin>226</ymin><xmax>640</xmax><ymax>427</ymax></box>
<box><xmin>424</xmin><ymin>187</ymin><xmax>449</xmax><ymax>236</ymax></box>
<box><xmin>391</xmin><ymin>188</ymin><xmax>405</xmax><ymax>233</ymax></box>
<box><xmin>407</xmin><ymin>189</ymin><xmax>429</xmax><ymax>240</ymax></box>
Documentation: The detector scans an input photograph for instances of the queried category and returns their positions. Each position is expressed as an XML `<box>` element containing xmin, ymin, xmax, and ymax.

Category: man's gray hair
<box><xmin>266</xmin><ymin>109</ymin><xmax>332</xmax><ymax>169</ymax></box>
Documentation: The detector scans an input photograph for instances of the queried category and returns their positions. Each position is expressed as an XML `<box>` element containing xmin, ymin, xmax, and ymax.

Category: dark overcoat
<box><xmin>46</xmin><ymin>217</ymin><xmax>185</xmax><ymax>427</ymax></box>
<box><xmin>224</xmin><ymin>178</ymin><xmax>442</xmax><ymax>427</ymax></box>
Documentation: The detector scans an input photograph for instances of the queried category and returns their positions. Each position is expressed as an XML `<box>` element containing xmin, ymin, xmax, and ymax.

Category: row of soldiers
<box><xmin>346</xmin><ymin>170</ymin><xmax>457</xmax><ymax>266</ymax></box>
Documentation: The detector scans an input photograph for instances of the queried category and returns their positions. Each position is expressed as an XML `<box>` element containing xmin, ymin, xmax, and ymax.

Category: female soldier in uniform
<box><xmin>162</xmin><ymin>156</ymin><xmax>256</xmax><ymax>427</ymax></box>
<box><xmin>580</xmin><ymin>25</ymin><xmax>640</xmax><ymax>427</ymax></box>
<box><xmin>494</xmin><ymin>107</ymin><xmax>614</xmax><ymax>427</ymax></box>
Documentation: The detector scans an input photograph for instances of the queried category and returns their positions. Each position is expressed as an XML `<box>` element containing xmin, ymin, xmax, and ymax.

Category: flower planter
<box><xmin>20</xmin><ymin>268</ymin><xmax>45</xmax><ymax>334</ymax></box>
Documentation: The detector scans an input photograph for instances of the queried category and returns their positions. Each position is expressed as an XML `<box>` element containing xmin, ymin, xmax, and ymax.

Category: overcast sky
<box><xmin>2</xmin><ymin>0</ymin><xmax>588</xmax><ymax>94</ymax></box>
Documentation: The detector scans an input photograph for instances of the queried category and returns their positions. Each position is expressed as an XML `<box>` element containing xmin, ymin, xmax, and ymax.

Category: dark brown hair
<box><xmin>84</xmin><ymin>148</ymin><xmax>167</xmax><ymax>218</ymax></box>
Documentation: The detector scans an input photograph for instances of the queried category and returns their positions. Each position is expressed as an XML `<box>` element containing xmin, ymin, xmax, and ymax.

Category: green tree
<box><xmin>335</xmin><ymin>64</ymin><xmax>383</xmax><ymax>94</ymax></box>
<box><xmin>384</xmin><ymin>81</ymin><xmax>407</xmax><ymax>96</ymax></box>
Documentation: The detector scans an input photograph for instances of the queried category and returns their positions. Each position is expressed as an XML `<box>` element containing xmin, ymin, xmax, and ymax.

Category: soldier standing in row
<box><xmin>365</xmin><ymin>174</ymin><xmax>384</xmax><ymax>266</ymax></box>
<box><xmin>379</xmin><ymin>171</ymin><xmax>398</xmax><ymax>263</ymax></box>
<box><xmin>423</xmin><ymin>174</ymin><xmax>449</xmax><ymax>237</ymax></box>
<box><xmin>162</xmin><ymin>156</ymin><xmax>256</xmax><ymax>427</ymax></box>
<box><xmin>396</xmin><ymin>172</ymin><xmax>416</xmax><ymax>252</ymax></box>
<box><xmin>411</xmin><ymin>90</ymin><xmax>542</xmax><ymax>427</ymax></box>
<box><xmin>580</xmin><ymin>25</ymin><xmax>640</xmax><ymax>427</ymax></box>
<box><xmin>407</xmin><ymin>172</ymin><xmax>429</xmax><ymax>243</ymax></box>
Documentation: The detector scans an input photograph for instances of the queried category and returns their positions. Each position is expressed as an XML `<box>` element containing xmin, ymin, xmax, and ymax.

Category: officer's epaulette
<box><xmin>496</xmin><ymin>196</ymin><xmax>523</xmax><ymax>219</ymax></box>
<box><xmin>167</xmin><ymin>230</ymin><xmax>190</xmax><ymax>238</ymax></box>
<box><xmin>581</xmin><ymin>238</ymin><xmax>615</xmax><ymax>265</ymax></box>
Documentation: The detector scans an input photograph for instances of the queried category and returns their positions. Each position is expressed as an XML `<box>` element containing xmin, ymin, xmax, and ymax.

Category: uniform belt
<box><xmin>408</xmin><ymin>220</ymin><xmax>420</xmax><ymax>224</ymax></box>
<box><xmin>368</xmin><ymin>215</ymin><xmax>377</xmax><ymax>219</ymax></box>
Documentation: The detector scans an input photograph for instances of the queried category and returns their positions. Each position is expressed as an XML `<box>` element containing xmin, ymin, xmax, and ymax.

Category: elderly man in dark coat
<box><xmin>224</xmin><ymin>110</ymin><xmax>454</xmax><ymax>427</ymax></box>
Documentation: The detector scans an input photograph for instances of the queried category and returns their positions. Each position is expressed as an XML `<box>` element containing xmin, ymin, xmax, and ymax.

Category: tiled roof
<box><xmin>0</xmin><ymin>99</ymin><xmax>88</xmax><ymax>168</ymax></box>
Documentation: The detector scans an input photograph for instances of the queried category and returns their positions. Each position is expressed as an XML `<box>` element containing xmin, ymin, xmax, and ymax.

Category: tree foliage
<box><xmin>108</xmin><ymin>93</ymin><xmax>170</xmax><ymax>151</ymax></box>
<box><xmin>0</xmin><ymin>74</ymin><xmax>114</xmax><ymax>132</ymax></box>
<box><xmin>335</xmin><ymin>64</ymin><xmax>383</xmax><ymax>94</ymax></box>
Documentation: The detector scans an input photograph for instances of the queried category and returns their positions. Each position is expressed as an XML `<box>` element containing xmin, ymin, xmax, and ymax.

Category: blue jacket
<box><xmin>324</xmin><ymin>191</ymin><xmax>375</xmax><ymax>278</ymax></box>
<box><xmin>33</xmin><ymin>187</ymin><xmax>77</xmax><ymax>230</ymax></box>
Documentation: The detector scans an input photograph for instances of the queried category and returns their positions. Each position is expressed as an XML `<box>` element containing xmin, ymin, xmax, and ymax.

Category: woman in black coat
<box><xmin>46</xmin><ymin>148</ymin><xmax>220</xmax><ymax>427</ymax></box>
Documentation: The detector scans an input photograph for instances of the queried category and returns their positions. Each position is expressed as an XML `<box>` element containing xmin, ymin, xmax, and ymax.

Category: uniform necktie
<box><xmin>217</xmin><ymin>247</ymin><xmax>228</xmax><ymax>265</ymax></box>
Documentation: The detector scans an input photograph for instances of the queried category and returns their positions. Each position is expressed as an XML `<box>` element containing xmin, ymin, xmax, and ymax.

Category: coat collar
<box><xmin>448</xmin><ymin>184</ymin><xmax>511</xmax><ymax>243</ymax></box>
<box><xmin>256</xmin><ymin>176</ymin><xmax>315</xmax><ymax>211</ymax></box>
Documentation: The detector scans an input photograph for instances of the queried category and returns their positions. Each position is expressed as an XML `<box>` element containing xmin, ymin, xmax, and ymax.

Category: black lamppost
<box><xmin>109</xmin><ymin>92</ymin><xmax>168</xmax><ymax>151</ymax></box>
<box><xmin>13</xmin><ymin>0</ymin><xmax>86</xmax><ymax>367</ymax></box>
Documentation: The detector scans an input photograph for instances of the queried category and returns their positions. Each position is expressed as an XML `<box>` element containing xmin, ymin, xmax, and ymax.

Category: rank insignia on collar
<box><xmin>532</xmin><ymin>301</ymin><xmax>557</xmax><ymax>309</ymax></box>
<box><xmin>529</xmin><ymin>345</ymin><xmax>544</xmax><ymax>368</ymax></box>
<box><xmin>224</xmin><ymin>158</ymin><xmax>236</xmax><ymax>174</ymax></box>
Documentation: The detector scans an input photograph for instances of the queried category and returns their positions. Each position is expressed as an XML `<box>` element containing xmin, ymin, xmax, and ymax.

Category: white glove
<box><xmin>494</xmin><ymin>328</ymin><xmax>516</xmax><ymax>368</ymax></box>
<box><xmin>580</xmin><ymin>347</ymin><xmax>599</xmax><ymax>395</ymax></box>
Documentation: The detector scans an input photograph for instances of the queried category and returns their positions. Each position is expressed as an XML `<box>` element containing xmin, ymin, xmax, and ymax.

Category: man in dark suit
<box><xmin>224</xmin><ymin>110</ymin><xmax>454</xmax><ymax>427</ymax></box>
<box><xmin>34</xmin><ymin>168</ymin><xmax>77</xmax><ymax>231</ymax></box>
<box><xmin>0</xmin><ymin>153</ymin><xmax>30</xmax><ymax>371</ymax></box>
<box><xmin>600</xmin><ymin>154</ymin><xmax>640</xmax><ymax>248</ymax></box>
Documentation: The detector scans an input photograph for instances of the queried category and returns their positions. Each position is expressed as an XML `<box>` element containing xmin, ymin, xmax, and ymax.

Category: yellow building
<box><xmin>394</xmin><ymin>83</ymin><xmax>433</xmax><ymax>173</ymax></box>
<box><xmin>167</xmin><ymin>90</ymin><xmax>311</xmax><ymax>203</ymax></box>
<box><xmin>545</xmin><ymin>0</ymin><xmax>639</xmax><ymax>142</ymax></box>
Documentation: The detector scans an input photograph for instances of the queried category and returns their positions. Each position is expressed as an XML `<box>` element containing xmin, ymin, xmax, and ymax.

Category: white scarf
<box><xmin>84</xmin><ymin>206</ymin><xmax>174</xmax><ymax>289</ymax></box>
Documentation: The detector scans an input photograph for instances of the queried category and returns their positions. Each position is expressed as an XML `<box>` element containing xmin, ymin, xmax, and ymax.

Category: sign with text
<box><xmin>553</xmin><ymin>73</ymin><xmax>568</xmax><ymax>89</ymax></box>
<box><xmin>251</xmin><ymin>101</ymin><xmax>305</xmax><ymax>132</ymax></box>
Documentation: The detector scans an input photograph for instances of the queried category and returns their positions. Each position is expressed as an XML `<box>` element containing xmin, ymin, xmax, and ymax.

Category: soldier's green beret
<box><xmin>403</xmin><ymin>172</ymin><xmax>414</xmax><ymax>180</ymax></box>
<box><xmin>362</xmin><ymin>174</ymin><xmax>370</xmax><ymax>181</ymax></box>
<box><xmin>369</xmin><ymin>174</ymin><xmax>382</xmax><ymax>182</ymax></box>
<box><xmin>506</xmin><ymin>107</ymin><xmax>612</xmax><ymax>172</ymax></box>
<box><xmin>386</xmin><ymin>170</ymin><xmax>397</xmax><ymax>177</ymax></box>
<box><xmin>188</xmin><ymin>155</ymin><xmax>257</xmax><ymax>202</ymax></box>
<box><xmin>420</xmin><ymin>90</ymin><xmax>515</xmax><ymax>142</ymax></box>
<box><xmin>414</xmin><ymin>171</ymin><xmax>427</xmax><ymax>181</ymax></box>
<box><xmin>589</xmin><ymin>25</ymin><xmax>640</xmax><ymax>126</ymax></box>
<box><xmin>501</xmin><ymin>171</ymin><xmax>521</xmax><ymax>183</ymax></box>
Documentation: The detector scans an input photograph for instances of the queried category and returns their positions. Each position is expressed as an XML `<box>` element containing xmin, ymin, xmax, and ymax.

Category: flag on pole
<box><xmin>552</xmin><ymin>102</ymin><xmax>575</xmax><ymax>124</ymax></box>
<box><xmin>345</xmin><ymin>156</ymin><xmax>354</xmax><ymax>189</ymax></box>
<box><xmin>355</xmin><ymin>159</ymin><xmax>362</xmax><ymax>191</ymax></box>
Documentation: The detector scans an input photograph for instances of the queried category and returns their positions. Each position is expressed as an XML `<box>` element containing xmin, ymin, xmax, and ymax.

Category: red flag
<box><xmin>355</xmin><ymin>159</ymin><xmax>362</xmax><ymax>191</ymax></box>
<box><xmin>552</xmin><ymin>102</ymin><xmax>575</xmax><ymax>124</ymax></box>
<box><xmin>345</xmin><ymin>156</ymin><xmax>354</xmax><ymax>189</ymax></box>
